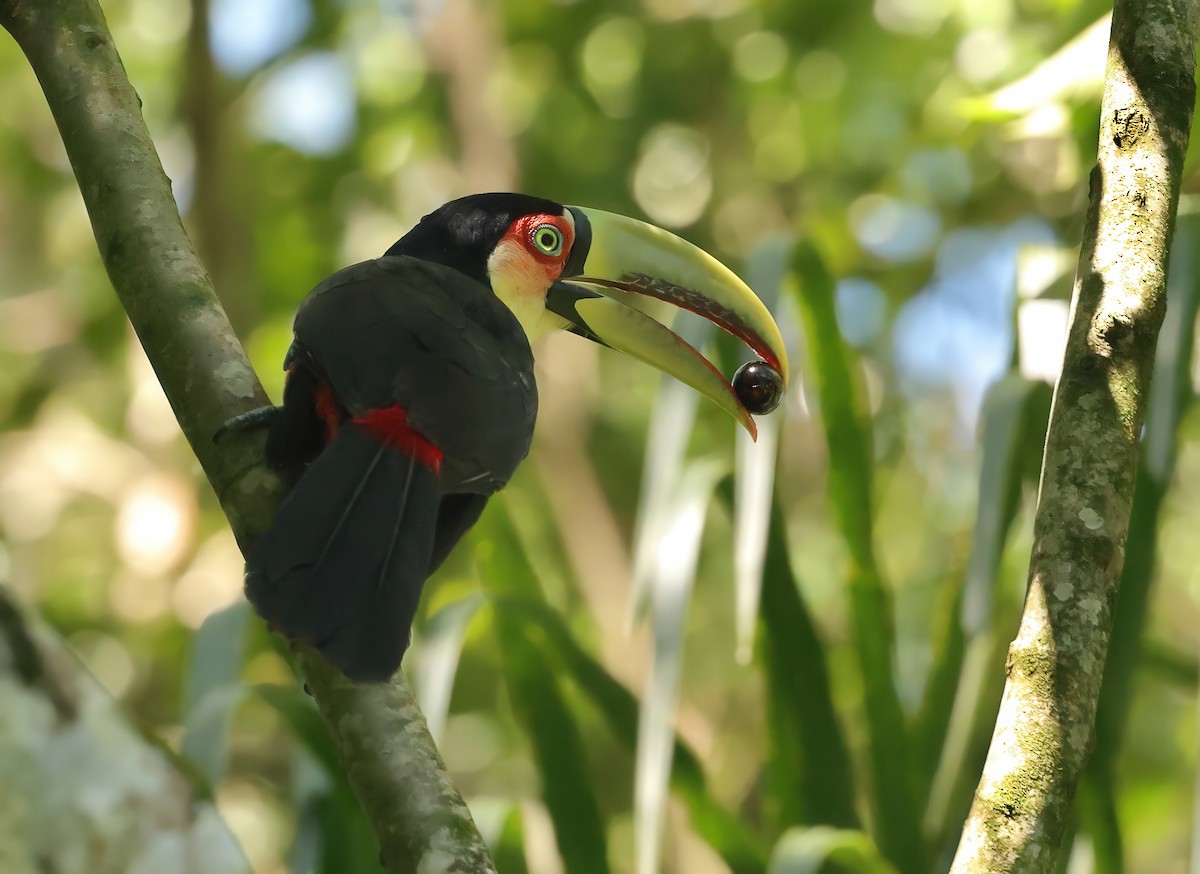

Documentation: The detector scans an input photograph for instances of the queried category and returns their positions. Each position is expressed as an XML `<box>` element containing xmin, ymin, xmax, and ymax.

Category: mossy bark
<box><xmin>951</xmin><ymin>1</ymin><xmax>1198</xmax><ymax>871</ymax></box>
<box><xmin>0</xmin><ymin>1</ymin><xmax>495</xmax><ymax>871</ymax></box>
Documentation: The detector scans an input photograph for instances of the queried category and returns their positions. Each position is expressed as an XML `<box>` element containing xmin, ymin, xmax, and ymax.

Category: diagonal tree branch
<box><xmin>0</xmin><ymin>1</ymin><xmax>495</xmax><ymax>871</ymax></box>
<box><xmin>951</xmin><ymin>1</ymin><xmax>1198</xmax><ymax>871</ymax></box>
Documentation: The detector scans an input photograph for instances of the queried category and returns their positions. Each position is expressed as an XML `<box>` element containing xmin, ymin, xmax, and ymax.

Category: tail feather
<box><xmin>430</xmin><ymin>493</ymin><xmax>489</xmax><ymax>574</ymax></box>
<box><xmin>246</xmin><ymin>423</ymin><xmax>442</xmax><ymax>682</ymax></box>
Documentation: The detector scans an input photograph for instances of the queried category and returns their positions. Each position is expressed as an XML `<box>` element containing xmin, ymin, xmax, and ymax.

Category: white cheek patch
<box><xmin>488</xmin><ymin>238</ymin><xmax>554</xmax><ymax>338</ymax></box>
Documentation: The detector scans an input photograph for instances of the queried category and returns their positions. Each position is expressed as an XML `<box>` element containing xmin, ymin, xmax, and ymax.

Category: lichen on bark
<box><xmin>951</xmin><ymin>1</ymin><xmax>1198</xmax><ymax>872</ymax></box>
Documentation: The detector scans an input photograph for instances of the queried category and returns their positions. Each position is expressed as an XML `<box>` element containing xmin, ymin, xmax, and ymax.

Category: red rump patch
<box><xmin>352</xmin><ymin>405</ymin><xmax>444</xmax><ymax>473</ymax></box>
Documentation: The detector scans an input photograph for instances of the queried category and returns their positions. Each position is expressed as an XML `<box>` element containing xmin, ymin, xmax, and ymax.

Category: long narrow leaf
<box><xmin>960</xmin><ymin>376</ymin><xmax>1053</xmax><ymax>636</ymax></box>
<box><xmin>257</xmin><ymin>685</ymin><xmax>380</xmax><ymax>874</ymax></box>
<box><xmin>479</xmin><ymin>501</ymin><xmax>611</xmax><ymax>874</ymax></box>
<box><xmin>769</xmin><ymin>827</ymin><xmax>899</xmax><ymax>874</ymax></box>
<box><xmin>757</xmin><ymin>498</ymin><xmax>858</xmax><ymax>830</ymax></box>
<box><xmin>636</xmin><ymin>458</ymin><xmax>726</xmax><ymax>874</ymax></box>
<box><xmin>733</xmin><ymin>238</ymin><xmax>796</xmax><ymax>661</ymax></box>
<box><xmin>958</xmin><ymin>14</ymin><xmax>1110</xmax><ymax>119</ymax></box>
<box><xmin>499</xmin><ymin>596</ymin><xmax>768</xmax><ymax>873</ymax></box>
<box><xmin>311</xmin><ymin>785</ymin><xmax>386</xmax><ymax>874</ymax></box>
<box><xmin>734</xmin><ymin>417</ymin><xmax>779</xmax><ymax>663</ymax></box>
<box><xmin>287</xmin><ymin>750</ymin><xmax>330</xmax><ymax>874</ymax></box>
<box><xmin>413</xmin><ymin>593</ymin><xmax>487</xmax><ymax>745</ymax></box>
<box><xmin>787</xmin><ymin>242</ymin><xmax>922</xmax><ymax>874</ymax></box>
<box><xmin>494</xmin><ymin>804</ymin><xmax>531</xmax><ymax>874</ymax></box>
<box><xmin>629</xmin><ymin>333</ymin><xmax>704</xmax><ymax>623</ymax></box>
<box><xmin>180</xmin><ymin>602</ymin><xmax>250</xmax><ymax>785</ymax></box>
<box><xmin>254</xmin><ymin>683</ymin><xmax>341</xmax><ymax>777</ymax></box>
<box><xmin>922</xmin><ymin>378</ymin><xmax>1050</xmax><ymax>850</ymax></box>
<box><xmin>917</xmin><ymin>375</ymin><xmax>1051</xmax><ymax>802</ymax></box>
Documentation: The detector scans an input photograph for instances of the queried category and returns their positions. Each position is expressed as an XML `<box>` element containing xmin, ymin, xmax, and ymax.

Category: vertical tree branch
<box><xmin>180</xmin><ymin>0</ymin><xmax>257</xmax><ymax>329</ymax></box>
<box><xmin>0</xmin><ymin>1</ymin><xmax>495</xmax><ymax>871</ymax></box>
<box><xmin>424</xmin><ymin>0</ymin><xmax>518</xmax><ymax>192</ymax></box>
<box><xmin>951</xmin><ymin>2</ymin><xmax>1198</xmax><ymax>872</ymax></box>
<box><xmin>1080</xmin><ymin>216</ymin><xmax>1200</xmax><ymax>874</ymax></box>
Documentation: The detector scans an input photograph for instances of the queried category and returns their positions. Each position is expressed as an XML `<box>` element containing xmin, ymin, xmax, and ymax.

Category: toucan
<box><xmin>237</xmin><ymin>193</ymin><xmax>788</xmax><ymax>682</ymax></box>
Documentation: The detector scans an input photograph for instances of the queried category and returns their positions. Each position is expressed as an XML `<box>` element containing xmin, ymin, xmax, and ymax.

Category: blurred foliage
<box><xmin>1</xmin><ymin>0</ymin><xmax>1199</xmax><ymax>872</ymax></box>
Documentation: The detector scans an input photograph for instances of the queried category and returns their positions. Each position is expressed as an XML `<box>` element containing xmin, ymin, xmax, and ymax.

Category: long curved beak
<box><xmin>547</xmin><ymin>206</ymin><xmax>789</xmax><ymax>439</ymax></box>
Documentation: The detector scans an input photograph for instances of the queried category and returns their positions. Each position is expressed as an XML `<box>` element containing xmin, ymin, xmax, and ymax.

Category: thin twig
<box><xmin>951</xmin><ymin>2</ymin><xmax>1198</xmax><ymax>871</ymax></box>
<box><xmin>0</xmin><ymin>1</ymin><xmax>495</xmax><ymax>870</ymax></box>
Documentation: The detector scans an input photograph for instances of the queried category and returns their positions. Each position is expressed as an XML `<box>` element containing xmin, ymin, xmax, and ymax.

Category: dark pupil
<box><xmin>538</xmin><ymin>229</ymin><xmax>557</xmax><ymax>250</ymax></box>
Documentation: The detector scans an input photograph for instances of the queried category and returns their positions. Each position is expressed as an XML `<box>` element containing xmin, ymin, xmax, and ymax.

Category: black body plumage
<box><xmin>246</xmin><ymin>195</ymin><xmax>552</xmax><ymax>682</ymax></box>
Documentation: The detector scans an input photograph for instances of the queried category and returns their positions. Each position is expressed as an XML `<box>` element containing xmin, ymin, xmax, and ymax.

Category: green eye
<box><xmin>532</xmin><ymin>224</ymin><xmax>563</xmax><ymax>256</ymax></box>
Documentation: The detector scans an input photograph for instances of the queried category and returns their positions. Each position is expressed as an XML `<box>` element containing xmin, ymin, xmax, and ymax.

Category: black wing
<box><xmin>292</xmin><ymin>256</ymin><xmax>538</xmax><ymax>492</ymax></box>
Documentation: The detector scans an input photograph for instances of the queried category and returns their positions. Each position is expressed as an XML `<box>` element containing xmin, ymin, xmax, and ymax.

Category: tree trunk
<box><xmin>951</xmin><ymin>1</ymin><xmax>1198</xmax><ymax>870</ymax></box>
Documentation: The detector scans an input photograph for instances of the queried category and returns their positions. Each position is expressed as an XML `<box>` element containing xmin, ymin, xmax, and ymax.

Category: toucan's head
<box><xmin>387</xmin><ymin>193</ymin><xmax>788</xmax><ymax>437</ymax></box>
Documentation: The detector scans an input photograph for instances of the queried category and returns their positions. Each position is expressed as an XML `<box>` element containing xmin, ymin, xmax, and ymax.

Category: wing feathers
<box><xmin>246</xmin><ymin>423</ymin><xmax>442</xmax><ymax>681</ymax></box>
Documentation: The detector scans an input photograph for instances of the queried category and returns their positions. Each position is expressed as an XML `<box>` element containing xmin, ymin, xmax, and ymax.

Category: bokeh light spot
<box><xmin>581</xmin><ymin>17</ymin><xmax>645</xmax><ymax>116</ymax></box>
<box><xmin>249</xmin><ymin>53</ymin><xmax>356</xmax><ymax>155</ymax></box>
<box><xmin>849</xmin><ymin>194</ymin><xmax>941</xmax><ymax>262</ymax></box>
<box><xmin>173</xmin><ymin>531</ymin><xmax>246</xmax><ymax>628</ymax></box>
<box><xmin>794</xmin><ymin>50</ymin><xmax>846</xmax><ymax>100</ymax></box>
<box><xmin>733</xmin><ymin>31</ymin><xmax>788</xmax><ymax>82</ymax></box>
<box><xmin>115</xmin><ymin>475</ymin><xmax>195</xmax><ymax>574</ymax></box>
<box><xmin>956</xmin><ymin>29</ymin><xmax>1015</xmax><ymax>84</ymax></box>
<box><xmin>900</xmin><ymin>148</ymin><xmax>973</xmax><ymax>206</ymax></box>
<box><xmin>836</xmin><ymin>278</ymin><xmax>888</xmax><ymax>347</ymax></box>
<box><xmin>355</xmin><ymin>26</ymin><xmax>426</xmax><ymax>106</ymax></box>
<box><xmin>632</xmin><ymin>124</ymin><xmax>712</xmax><ymax>228</ymax></box>
<box><xmin>873</xmin><ymin>0</ymin><xmax>952</xmax><ymax>35</ymax></box>
<box><xmin>211</xmin><ymin>0</ymin><xmax>311</xmax><ymax>76</ymax></box>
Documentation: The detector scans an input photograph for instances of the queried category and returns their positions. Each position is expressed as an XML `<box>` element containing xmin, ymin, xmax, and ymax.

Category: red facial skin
<box><xmin>497</xmin><ymin>212</ymin><xmax>575</xmax><ymax>281</ymax></box>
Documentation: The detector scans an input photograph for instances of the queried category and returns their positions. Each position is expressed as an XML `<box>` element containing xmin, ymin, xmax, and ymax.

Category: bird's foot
<box><xmin>213</xmin><ymin>406</ymin><xmax>281</xmax><ymax>443</ymax></box>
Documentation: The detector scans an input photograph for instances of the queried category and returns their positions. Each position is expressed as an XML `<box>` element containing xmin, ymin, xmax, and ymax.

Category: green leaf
<box><xmin>180</xmin><ymin>602</ymin><xmax>250</xmax><ymax>785</ymax></box>
<box><xmin>253</xmin><ymin>683</ymin><xmax>340</xmax><ymax>777</ymax></box>
<box><xmin>257</xmin><ymin>685</ymin><xmax>383</xmax><ymax>872</ymax></box>
<box><xmin>757</xmin><ymin>499</ymin><xmax>858</xmax><ymax>831</ymax></box>
<box><xmin>961</xmin><ymin>375</ymin><xmax>1053</xmax><ymax>635</ymax></box>
<box><xmin>413</xmin><ymin>593</ymin><xmax>487</xmax><ymax>744</ymax></box>
<box><xmin>498</xmin><ymin>597</ymin><xmax>768</xmax><ymax>873</ymax></box>
<box><xmin>769</xmin><ymin>827</ymin><xmax>899</xmax><ymax>874</ymax></box>
<box><xmin>734</xmin><ymin>237</ymin><xmax>796</xmax><ymax>660</ymax></box>
<box><xmin>786</xmin><ymin>242</ymin><xmax>922</xmax><ymax>874</ymax></box>
<box><xmin>733</xmin><ymin>419</ymin><xmax>779</xmax><ymax>662</ymax></box>
<box><xmin>494</xmin><ymin>804</ymin><xmax>531</xmax><ymax>874</ymax></box>
<box><xmin>479</xmin><ymin>501</ymin><xmax>611</xmax><ymax>874</ymax></box>
<box><xmin>922</xmin><ymin>376</ymin><xmax>1050</xmax><ymax>848</ymax></box>
<box><xmin>956</xmin><ymin>15</ymin><xmax>1109</xmax><ymax>120</ymax></box>
<box><xmin>312</xmin><ymin>783</ymin><xmax>386</xmax><ymax>874</ymax></box>
<box><xmin>636</xmin><ymin>458</ymin><xmax>726</xmax><ymax>874</ymax></box>
<box><xmin>629</xmin><ymin>331</ymin><xmax>704</xmax><ymax>622</ymax></box>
